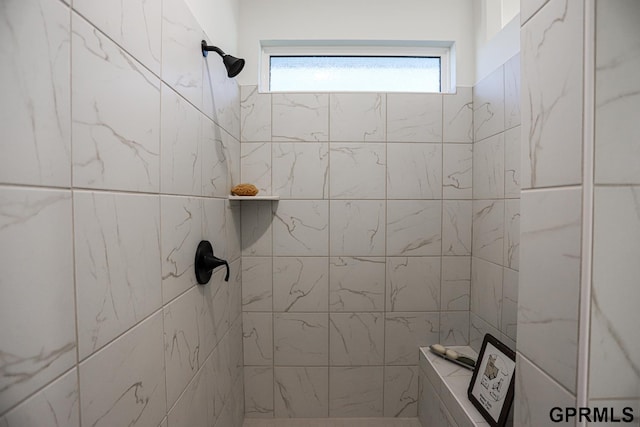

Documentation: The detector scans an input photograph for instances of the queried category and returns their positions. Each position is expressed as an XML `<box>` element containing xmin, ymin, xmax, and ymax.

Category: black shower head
<box><xmin>201</xmin><ymin>40</ymin><xmax>245</xmax><ymax>78</ymax></box>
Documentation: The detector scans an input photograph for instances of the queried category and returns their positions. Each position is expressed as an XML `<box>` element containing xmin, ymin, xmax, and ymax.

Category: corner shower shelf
<box><xmin>228</xmin><ymin>195</ymin><xmax>279</xmax><ymax>200</ymax></box>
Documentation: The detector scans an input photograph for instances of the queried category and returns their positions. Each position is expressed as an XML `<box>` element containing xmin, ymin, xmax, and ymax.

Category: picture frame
<box><xmin>467</xmin><ymin>334</ymin><xmax>516</xmax><ymax>427</ymax></box>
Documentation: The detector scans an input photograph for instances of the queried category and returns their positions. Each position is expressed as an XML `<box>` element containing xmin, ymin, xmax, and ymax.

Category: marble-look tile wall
<box><xmin>240</xmin><ymin>87</ymin><xmax>474</xmax><ymax>418</ymax></box>
<box><xmin>0</xmin><ymin>0</ymin><xmax>243</xmax><ymax>426</ymax></box>
<box><xmin>469</xmin><ymin>53</ymin><xmax>521</xmax><ymax>355</ymax></box>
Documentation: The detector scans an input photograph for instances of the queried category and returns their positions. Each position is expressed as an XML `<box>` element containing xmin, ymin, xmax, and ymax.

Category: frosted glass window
<box><xmin>270</xmin><ymin>56</ymin><xmax>441</xmax><ymax>92</ymax></box>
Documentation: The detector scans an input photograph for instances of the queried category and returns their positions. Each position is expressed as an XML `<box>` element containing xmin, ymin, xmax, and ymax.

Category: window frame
<box><xmin>259</xmin><ymin>41</ymin><xmax>453</xmax><ymax>94</ymax></box>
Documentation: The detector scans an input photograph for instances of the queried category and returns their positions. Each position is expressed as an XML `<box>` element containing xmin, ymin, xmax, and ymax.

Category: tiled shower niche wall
<box><xmin>239</xmin><ymin>88</ymin><xmax>475</xmax><ymax>418</ymax></box>
<box><xmin>0</xmin><ymin>0</ymin><xmax>243</xmax><ymax>426</ymax></box>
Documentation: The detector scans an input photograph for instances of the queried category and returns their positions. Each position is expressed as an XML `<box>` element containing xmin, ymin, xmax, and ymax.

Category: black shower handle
<box><xmin>195</xmin><ymin>240</ymin><xmax>230</xmax><ymax>284</ymax></box>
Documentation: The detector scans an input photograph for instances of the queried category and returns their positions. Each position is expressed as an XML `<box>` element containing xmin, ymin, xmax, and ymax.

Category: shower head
<box><xmin>201</xmin><ymin>40</ymin><xmax>245</xmax><ymax>78</ymax></box>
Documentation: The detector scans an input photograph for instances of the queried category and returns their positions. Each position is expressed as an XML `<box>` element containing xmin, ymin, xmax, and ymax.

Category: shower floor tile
<box><xmin>243</xmin><ymin>418</ymin><xmax>422</xmax><ymax>427</ymax></box>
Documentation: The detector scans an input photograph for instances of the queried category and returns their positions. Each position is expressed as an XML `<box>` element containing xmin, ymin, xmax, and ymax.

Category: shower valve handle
<box><xmin>195</xmin><ymin>240</ymin><xmax>230</xmax><ymax>284</ymax></box>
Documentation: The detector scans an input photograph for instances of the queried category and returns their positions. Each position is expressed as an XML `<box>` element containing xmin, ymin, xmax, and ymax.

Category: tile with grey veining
<box><xmin>273</xmin><ymin>257</ymin><xmax>328</xmax><ymax>312</ymax></box>
<box><xmin>504</xmin><ymin>199</ymin><xmax>520</xmax><ymax>270</ymax></box>
<box><xmin>473</xmin><ymin>133</ymin><xmax>504</xmax><ymax>199</ymax></box>
<box><xmin>441</xmin><ymin>256</ymin><xmax>471</xmax><ymax>311</ymax></box>
<box><xmin>387</xmin><ymin>257</ymin><xmax>440</xmax><ymax>312</ymax></box>
<box><xmin>202</xmin><ymin>198</ymin><xmax>235</xmax><ymax>264</ymax></box>
<box><xmin>241</xmin><ymin>257</ymin><xmax>272</xmax><ymax>311</ymax></box>
<box><xmin>273</xmin><ymin>143</ymin><xmax>329</xmax><ymax>199</ymax></box>
<box><xmin>244</xmin><ymin>367</ymin><xmax>273</xmax><ymax>418</ymax></box>
<box><xmin>502</xmin><ymin>268</ymin><xmax>518</xmax><ymax>341</ymax></box>
<box><xmin>595</xmin><ymin>0</ymin><xmax>640</xmax><ymax>185</ymax></box>
<box><xmin>472</xmin><ymin>199</ymin><xmax>505</xmax><ymax>265</ymax></box>
<box><xmin>274</xmin><ymin>313</ymin><xmax>328</xmax><ymax>366</ymax></box>
<box><xmin>167</xmin><ymin>362</ymin><xmax>210</xmax><ymax>427</ymax></box>
<box><xmin>518</xmin><ymin>187</ymin><xmax>581</xmax><ymax>393</ymax></box>
<box><xmin>384</xmin><ymin>366</ymin><xmax>418</xmax><ymax>417</ymax></box>
<box><xmin>440</xmin><ymin>312</ymin><xmax>470</xmax><ymax>346</ymax></box>
<box><xmin>330</xmin><ymin>143</ymin><xmax>386</xmax><ymax>199</ymax></box>
<box><xmin>203</xmin><ymin>52</ymin><xmax>241</xmax><ymax>140</ymax></box>
<box><xmin>504</xmin><ymin>126</ymin><xmax>521</xmax><ymax>198</ymax></box>
<box><xmin>469</xmin><ymin>313</ymin><xmax>501</xmax><ymax>354</ymax></box>
<box><xmin>473</xmin><ymin>65</ymin><xmax>504</xmax><ymax>142</ymax></box>
<box><xmin>521</xmin><ymin>0</ymin><xmax>583</xmax><ymax>188</ymax></box>
<box><xmin>0</xmin><ymin>0</ymin><xmax>70</xmax><ymax>187</ymax></box>
<box><xmin>0</xmin><ymin>187</ymin><xmax>75</xmax><ymax>414</ymax></box>
<box><xmin>241</xmin><ymin>201</ymin><xmax>273</xmax><ymax>256</ymax></box>
<box><xmin>79</xmin><ymin>312</ymin><xmax>165</xmax><ymax>427</ymax></box>
<box><xmin>72</xmin><ymin>14</ymin><xmax>160</xmax><ymax>192</ymax></box>
<box><xmin>387</xmin><ymin>200</ymin><xmax>442</xmax><ymax>256</ymax></box>
<box><xmin>225</xmin><ymin>199</ymin><xmax>242</xmax><ymax>263</ymax></box>
<box><xmin>74</xmin><ymin>0</ymin><xmax>161</xmax><ymax>75</ymax></box>
<box><xmin>442</xmin><ymin>200</ymin><xmax>472</xmax><ymax>256</ymax></box>
<box><xmin>504</xmin><ymin>54</ymin><xmax>521</xmax><ymax>129</ymax></box>
<box><xmin>161</xmin><ymin>0</ymin><xmax>203</xmax><ymax>109</ymax></box>
<box><xmin>272</xmin><ymin>94</ymin><xmax>328</xmax><ymax>142</ymax></box>
<box><xmin>521</xmin><ymin>0</ymin><xmax>551</xmax><ymax>24</ymax></box>
<box><xmin>330</xmin><ymin>93</ymin><xmax>386</xmax><ymax>142</ymax></box>
<box><xmin>161</xmin><ymin>196</ymin><xmax>202</xmax><ymax>303</ymax></box>
<box><xmin>273</xmin><ymin>200</ymin><xmax>328</xmax><ymax>256</ymax></box>
<box><xmin>74</xmin><ymin>191</ymin><xmax>161</xmax><ymax>360</ymax></box>
<box><xmin>241</xmin><ymin>86</ymin><xmax>271</xmax><ymax>142</ymax></box>
<box><xmin>275</xmin><ymin>367</ymin><xmax>328</xmax><ymax>418</ymax></box>
<box><xmin>243</xmin><ymin>313</ymin><xmax>273</xmax><ymax>366</ymax></box>
<box><xmin>208</xmin><ymin>336</ymin><xmax>232</xmax><ymax>420</ymax></box>
<box><xmin>329</xmin><ymin>257</ymin><xmax>385</xmax><ymax>312</ymax></box>
<box><xmin>0</xmin><ymin>368</ymin><xmax>78</xmax><ymax>427</ymax></box>
<box><xmin>329</xmin><ymin>313</ymin><xmax>384</xmax><ymax>365</ymax></box>
<box><xmin>443</xmin><ymin>87</ymin><xmax>473</xmax><ymax>143</ymax></box>
<box><xmin>387</xmin><ymin>93</ymin><xmax>442</xmax><ymax>142</ymax></box>
<box><xmin>330</xmin><ymin>200</ymin><xmax>385</xmax><ymax>256</ymax></box>
<box><xmin>329</xmin><ymin>367</ymin><xmax>383</xmax><ymax>417</ymax></box>
<box><xmin>471</xmin><ymin>257</ymin><xmax>503</xmax><ymax>330</ymax></box>
<box><xmin>387</xmin><ymin>143</ymin><xmax>442</xmax><ymax>199</ymax></box>
<box><xmin>161</xmin><ymin>84</ymin><xmax>202</xmax><ymax>196</ymax></box>
<box><xmin>443</xmin><ymin>144</ymin><xmax>473</xmax><ymax>199</ymax></box>
<box><xmin>201</xmin><ymin>118</ymin><xmax>231</xmax><ymax>198</ymax></box>
<box><xmin>241</xmin><ymin>143</ymin><xmax>272</xmax><ymax>195</ymax></box>
<box><xmin>385</xmin><ymin>313</ymin><xmax>439</xmax><ymax>365</ymax></box>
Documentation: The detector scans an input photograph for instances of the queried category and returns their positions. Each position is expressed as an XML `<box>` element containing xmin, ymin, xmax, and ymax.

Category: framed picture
<box><xmin>467</xmin><ymin>334</ymin><xmax>516</xmax><ymax>427</ymax></box>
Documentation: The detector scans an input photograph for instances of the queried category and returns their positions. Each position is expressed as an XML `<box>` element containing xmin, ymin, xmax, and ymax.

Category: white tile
<box><xmin>272</xmin><ymin>94</ymin><xmax>329</xmax><ymax>142</ymax></box>
<box><xmin>384</xmin><ymin>366</ymin><xmax>418</xmax><ymax>418</ymax></box>
<box><xmin>274</xmin><ymin>313</ymin><xmax>328</xmax><ymax>366</ymax></box>
<box><xmin>244</xmin><ymin>367</ymin><xmax>274</xmax><ymax>418</ymax></box>
<box><xmin>329</xmin><ymin>367</ymin><xmax>383</xmax><ymax>417</ymax></box>
<box><xmin>504</xmin><ymin>54</ymin><xmax>521</xmax><ymax>129</ymax></box>
<box><xmin>443</xmin><ymin>144</ymin><xmax>473</xmax><ymax>199</ymax></box>
<box><xmin>329</xmin><ymin>313</ymin><xmax>384</xmax><ymax>366</ymax></box>
<box><xmin>273</xmin><ymin>257</ymin><xmax>328</xmax><ymax>312</ymax></box>
<box><xmin>504</xmin><ymin>199</ymin><xmax>520</xmax><ymax>270</ymax></box>
<box><xmin>241</xmin><ymin>143</ymin><xmax>272</xmax><ymax>195</ymax></box>
<box><xmin>329</xmin><ymin>143</ymin><xmax>386</xmax><ymax>199</ymax></box>
<box><xmin>0</xmin><ymin>0</ymin><xmax>70</xmax><ymax>187</ymax></box>
<box><xmin>521</xmin><ymin>0</ymin><xmax>551</xmax><ymax>24</ymax></box>
<box><xmin>521</xmin><ymin>0</ymin><xmax>583</xmax><ymax>188</ymax></box>
<box><xmin>167</xmin><ymin>364</ymin><xmax>211</xmax><ymax>427</ymax></box>
<box><xmin>79</xmin><ymin>312</ymin><xmax>166</xmax><ymax>427</ymax></box>
<box><xmin>203</xmin><ymin>52</ymin><xmax>241</xmax><ymax>139</ymax></box>
<box><xmin>502</xmin><ymin>268</ymin><xmax>518</xmax><ymax>341</ymax></box>
<box><xmin>202</xmin><ymin>197</ymin><xmax>237</xmax><ymax>264</ymax></box>
<box><xmin>273</xmin><ymin>201</ymin><xmax>328</xmax><ymax>256</ymax></box>
<box><xmin>518</xmin><ymin>187</ymin><xmax>581</xmax><ymax>393</ymax></box>
<box><xmin>442</xmin><ymin>200</ymin><xmax>472</xmax><ymax>256</ymax></box>
<box><xmin>0</xmin><ymin>368</ymin><xmax>78</xmax><ymax>427</ymax></box>
<box><xmin>0</xmin><ymin>187</ymin><xmax>75</xmax><ymax>414</ymax></box>
<box><xmin>273</xmin><ymin>143</ymin><xmax>329</xmax><ymax>199</ymax></box>
<box><xmin>201</xmin><ymin>118</ymin><xmax>232</xmax><ymax>198</ymax></box>
<box><xmin>473</xmin><ymin>133</ymin><xmax>504</xmax><ymax>199</ymax></box>
<box><xmin>73</xmin><ymin>0</ymin><xmax>161</xmax><ymax>75</ymax></box>
<box><xmin>440</xmin><ymin>312</ymin><xmax>470</xmax><ymax>346</ymax></box>
<box><xmin>443</xmin><ymin>87</ymin><xmax>473</xmax><ymax>143</ymax></box>
<box><xmin>72</xmin><ymin>14</ymin><xmax>160</xmax><ymax>192</ymax></box>
<box><xmin>387</xmin><ymin>143</ymin><xmax>442</xmax><ymax>199</ymax></box>
<box><xmin>469</xmin><ymin>313</ymin><xmax>500</xmax><ymax>354</ymax></box>
<box><xmin>473</xmin><ymin>66</ymin><xmax>504</xmax><ymax>142</ymax></box>
<box><xmin>387</xmin><ymin>200</ymin><xmax>442</xmax><ymax>256</ymax></box>
<box><xmin>590</xmin><ymin>186</ymin><xmax>640</xmax><ymax>398</ymax></box>
<box><xmin>594</xmin><ymin>0</ymin><xmax>640</xmax><ymax>185</ymax></box>
<box><xmin>74</xmin><ymin>191</ymin><xmax>161</xmax><ymax>359</ymax></box>
<box><xmin>472</xmin><ymin>199</ymin><xmax>505</xmax><ymax>265</ymax></box>
<box><xmin>385</xmin><ymin>313</ymin><xmax>439</xmax><ymax>366</ymax></box>
<box><xmin>387</xmin><ymin>94</ymin><xmax>442</xmax><ymax>142</ymax></box>
<box><xmin>241</xmin><ymin>86</ymin><xmax>272</xmax><ymax>142</ymax></box>
<box><xmin>330</xmin><ymin>200</ymin><xmax>385</xmax><ymax>256</ymax></box>
<box><xmin>160</xmin><ymin>196</ymin><xmax>202</xmax><ymax>303</ymax></box>
<box><xmin>471</xmin><ymin>257</ymin><xmax>503</xmax><ymax>330</ymax></box>
<box><xmin>441</xmin><ymin>256</ymin><xmax>471</xmax><ymax>311</ymax></box>
<box><xmin>241</xmin><ymin>201</ymin><xmax>273</xmax><ymax>256</ymax></box>
<box><xmin>274</xmin><ymin>367</ymin><xmax>329</xmax><ymax>418</ymax></box>
<box><xmin>161</xmin><ymin>84</ymin><xmax>202</xmax><ymax>195</ymax></box>
<box><xmin>161</xmin><ymin>0</ymin><xmax>203</xmax><ymax>109</ymax></box>
<box><xmin>330</xmin><ymin>93</ymin><xmax>386</xmax><ymax>142</ymax></box>
<box><xmin>386</xmin><ymin>257</ymin><xmax>440</xmax><ymax>312</ymax></box>
<box><xmin>241</xmin><ymin>257</ymin><xmax>273</xmax><ymax>311</ymax></box>
<box><xmin>504</xmin><ymin>126</ymin><xmax>521</xmax><ymax>198</ymax></box>
<box><xmin>243</xmin><ymin>313</ymin><xmax>273</xmax><ymax>366</ymax></box>
<box><xmin>329</xmin><ymin>257</ymin><xmax>385</xmax><ymax>312</ymax></box>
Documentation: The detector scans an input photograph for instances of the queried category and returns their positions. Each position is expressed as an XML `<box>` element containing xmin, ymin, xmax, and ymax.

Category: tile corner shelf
<box><xmin>228</xmin><ymin>195</ymin><xmax>279</xmax><ymax>200</ymax></box>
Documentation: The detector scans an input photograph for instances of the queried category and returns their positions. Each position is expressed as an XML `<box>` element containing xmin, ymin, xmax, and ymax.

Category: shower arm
<box><xmin>201</xmin><ymin>41</ymin><xmax>226</xmax><ymax>58</ymax></box>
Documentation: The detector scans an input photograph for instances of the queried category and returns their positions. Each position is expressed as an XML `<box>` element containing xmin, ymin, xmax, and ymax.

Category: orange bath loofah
<box><xmin>231</xmin><ymin>183</ymin><xmax>259</xmax><ymax>196</ymax></box>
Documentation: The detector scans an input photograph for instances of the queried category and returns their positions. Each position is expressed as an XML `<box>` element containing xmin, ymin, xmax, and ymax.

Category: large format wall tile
<box><xmin>384</xmin><ymin>366</ymin><xmax>418</xmax><ymax>417</ymax></box>
<box><xmin>274</xmin><ymin>367</ymin><xmax>329</xmax><ymax>418</ymax></box>
<box><xmin>385</xmin><ymin>313</ymin><xmax>439</xmax><ymax>365</ymax></box>
<box><xmin>273</xmin><ymin>142</ymin><xmax>329</xmax><ymax>199</ymax></box>
<box><xmin>440</xmin><ymin>311</ymin><xmax>470</xmax><ymax>346</ymax></box>
<box><xmin>387</xmin><ymin>200</ymin><xmax>442</xmax><ymax>256</ymax></box>
<box><xmin>330</xmin><ymin>93</ymin><xmax>386</xmax><ymax>142</ymax></box>
<box><xmin>442</xmin><ymin>200</ymin><xmax>472</xmax><ymax>256</ymax></box>
<box><xmin>387</xmin><ymin>143</ymin><xmax>442</xmax><ymax>199</ymax></box>
<box><xmin>329</xmin><ymin>313</ymin><xmax>384</xmax><ymax>366</ymax></box>
<box><xmin>273</xmin><ymin>257</ymin><xmax>328</xmax><ymax>312</ymax></box>
<box><xmin>504</xmin><ymin>126</ymin><xmax>521</xmax><ymax>198</ymax></box>
<box><xmin>472</xmin><ymin>199</ymin><xmax>505</xmax><ymax>265</ymax></box>
<box><xmin>518</xmin><ymin>188</ymin><xmax>581</xmax><ymax>393</ymax></box>
<box><xmin>201</xmin><ymin>119</ymin><xmax>232</xmax><ymax>198</ymax></box>
<box><xmin>241</xmin><ymin>86</ymin><xmax>271</xmax><ymax>142</ymax></box>
<box><xmin>167</xmin><ymin>363</ymin><xmax>211</xmax><ymax>427</ymax></box>
<box><xmin>471</xmin><ymin>257</ymin><xmax>503</xmax><ymax>329</ymax></box>
<box><xmin>386</xmin><ymin>257</ymin><xmax>440</xmax><ymax>312</ymax></box>
<box><xmin>273</xmin><ymin>200</ymin><xmax>328</xmax><ymax>256</ymax></box>
<box><xmin>473</xmin><ymin>66</ymin><xmax>504</xmax><ymax>142</ymax></box>
<box><xmin>441</xmin><ymin>257</ymin><xmax>471</xmax><ymax>311</ymax></box>
<box><xmin>272</xmin><ymin>94</ymin><xmax>329</xmax><ymax>142</ymax></box>
<box><xmin>443</xmin><ymin>87</ymin><xmax>473</xmax><ymax>143</ymax></box>
<box><xmin>241</xmin><ymin>201</ymin><xmax>273</xmax><ymax>256</ymax></box>
<box><xmin>203</xmin><ymin>53</ymin><xmax>241</xmax><ymax>140</ymax></box>
<box><xmin>502</xmin><ymin>268</ymin><xmax>518</xmax><ymax>341</ymax></box>
<box><xmin>72</xmin><ymin>14</ymin><xmax>161</xmax><ymax>192</ymax></box>
<box><xmin>504</xmin><ymin>199</ymin><xmax>520</xmax><ymax>270</ymax></box>
<box><xmin>0</xmin><ymin>187</ymin><xmax>75</xmax><ymax>414</ymax></box>
<box><xmin>0</xmin><ymin>0</ymin><xmax>71</xmax><ymax>187</ymax></box>
<box><xmin>244</xmin><ymin>367</ymin><xmax>273</xmax><ymax>418</ymax></box>
<box><xmin>443</xmin><ymin>144</ymin><xmax>473</xmax><ymax>199</ymax></box>
<box><xmin>274</xmin><ymin>313</ymin><xmax>329</xmax><ymax>366</ymax></box>
<box><xmin>74</xmin><ymin>191</ymin><xmax>161</xmax><ymax>359</ymax></box>
<box><xmin>521</xmin><ymin>0</ymin><xmax>583</xmax><ymax>188</ymax></box>
<box><xmin>504</xmin><ymin>54</ymin><xmax>521</xmax><ymax>130</ymax></box>
<box><xmin>473</xmin><ymin>133</ymin><xmax>504</xmax><ymax>199</ymax></box>
<box><xmin>387</xmin><ymin>94</ymin><xmax>442</xmax><ymax>142</ymax></box>
<box><xmin>329</xmin><ymin>257</ymin><xmax>385</xmax><ymax>312</ymax></box>
<box><xmin>330</xmin><ymin>143</ymin><xmax>386</xmax><ymax>199</ymax></box>
<box><xmin>241</xmin><ymin>257</ymin><xmax>272</xmax><ymax>312</ymax></box>
<box><xmin>330</xmin><ymin>200</ymin><xmax>385</xmax><ymax>256</ymax></box>
<box><xmin>243</xmin><ymin>313</ymin><xmax>273</xmax><ymax>366</ymax></box>
<box><xmin>329</xmin><ymin>367</ymin><xmax>383</xmax><ymax>417</ymax></box>
<box><xmin>241</xmin><ymin>142</ymin><xmax>271</xmax><ymax>196</ymax></box>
